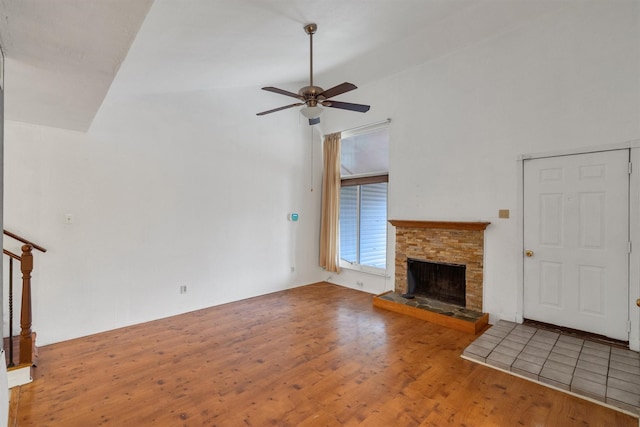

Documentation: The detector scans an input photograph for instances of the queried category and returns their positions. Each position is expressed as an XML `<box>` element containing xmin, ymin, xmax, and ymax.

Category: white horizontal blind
<box><xmin>339</xmin><ymin>186</ymin><xmax>358</xmax><ymax>264</ymax></box>
<box><xmin>359</xmin><ymin>183</ymin><xmax>387</xmax><ymax>268</ymax></box>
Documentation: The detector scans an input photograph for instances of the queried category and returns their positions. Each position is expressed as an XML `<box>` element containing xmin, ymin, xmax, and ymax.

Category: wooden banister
<box><xmin>3</xmin><ymin>248</ymin><xmax>21</xmax><ymax>261</ymax></box>
<box><xmin>2</xmin><ymin>231</ymin><xmax>45</xmax><ymax>368</ymax></box>
<box><xmin>3</xmin><ymin>230</ymin><xmax>47</xmax><ymax>253</ymax></box>
<box><xmin>19</xmin><ymin>245</ymin><xmax>34</xmax><ymax>365</ymax></box>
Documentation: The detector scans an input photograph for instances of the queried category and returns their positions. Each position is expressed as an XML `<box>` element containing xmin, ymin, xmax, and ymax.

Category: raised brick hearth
<box><xmin>389</xmin><ymin>220</ymin><xmax>490</xmax><ymax>312</ymax></box>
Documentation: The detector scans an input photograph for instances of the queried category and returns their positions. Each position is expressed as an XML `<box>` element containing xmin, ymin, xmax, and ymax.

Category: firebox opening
<box><xmin>405</xmin><ymin>258</ymin><xmax>466</xmax><ymax>307</ymax></box>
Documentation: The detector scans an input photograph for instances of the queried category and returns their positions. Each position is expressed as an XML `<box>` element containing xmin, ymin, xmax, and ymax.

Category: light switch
<box><xmin>498</xmin><ymin>209</ymin><xmax>510</xmax><ymax>219</ymax></box>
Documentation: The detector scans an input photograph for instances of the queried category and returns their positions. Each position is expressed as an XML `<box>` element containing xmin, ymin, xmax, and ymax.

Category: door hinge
<box><xmin>629</xmin><ymin>241</ymin><xmax>633</xmax><ymax>254</ymax></box>
<box><xmin>629</xmin><ymin>162</ymin><xmax>633</xmax><ymax>174</ymax></box>
<box><xmin>628</xmin><ymin>321</ymin><xmax>632</xmax><ymax>334</ymax></box>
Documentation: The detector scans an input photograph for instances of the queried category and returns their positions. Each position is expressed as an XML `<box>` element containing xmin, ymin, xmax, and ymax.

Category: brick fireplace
<box><xmin>389</xmin><ymin>220</ymin><xmax>490</xmax><ymax>312</ymax></box>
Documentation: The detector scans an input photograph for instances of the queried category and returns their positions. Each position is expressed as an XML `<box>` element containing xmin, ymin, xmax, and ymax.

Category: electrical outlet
<box><xmin>357</xmin><ymin>281</ymin><xmax>364</xmax><ymax>287</ymax></box>
<box><xmin>291</xmin><ymin>266</ymin><xmax>295</xmax><ymax>273</ymax></box>
<box><xmin>179</xmin><ymin>285</ymin><xmax>187</xmax><ymax>294</ymax></box>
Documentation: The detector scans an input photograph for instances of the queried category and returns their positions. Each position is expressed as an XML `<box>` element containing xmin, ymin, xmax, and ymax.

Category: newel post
<box><xmin>20</xmin><ymin>244</ymin><xmax>34</xmax><ymax>365</ymax></box>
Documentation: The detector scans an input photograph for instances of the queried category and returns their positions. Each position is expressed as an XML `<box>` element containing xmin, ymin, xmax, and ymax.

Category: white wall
<box><xmin>4</xmin><ymin>1</ymin><xmax>639</xmax><ymax>344</ymax></box>
<box><xmin>4</xmin><ymin>85</ymin><xmax>326</xmax><ymax>345</ymax></box>
<box><xmin>325</xmin><ymin>1</ymin><xmax>640</xmax><ymax>321</ymax></box>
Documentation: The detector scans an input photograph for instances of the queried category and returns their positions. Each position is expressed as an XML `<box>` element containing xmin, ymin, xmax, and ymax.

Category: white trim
<box><xmin>629</xmin><ymin>148</ymin><xmax>640</xmax><ymax>350</ymax></box>
<box><xmin>519</xmin><ymin>139</ymin><xmax>640</xmax><ymax>161</ymax></box>
<box><xmin>339</xmin><ymin>119</ymin><xmax>391</xmax><ymax>139</ymax></box>
<box><xmin>7</xmin><ymin>366</ymin><xmax>32</xmax><ymax>388</ymax></box>
<box><xmin>339</xmin><ymin>260</ymin><xmax>387</xmax><ymax>277</ymax></box>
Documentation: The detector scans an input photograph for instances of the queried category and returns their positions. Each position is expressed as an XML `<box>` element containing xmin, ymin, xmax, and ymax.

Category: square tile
<box><xmin>512</xmin><ymin>359</ymin><xmax>543</xmax><ymax>377</ymax></box>
<box><xmin>544</xmin><ymin>359</ymin><xmax>576</xmax><ymax>375</ymax></box>
<box><xmin>487</xmin><ymin>351</ymin><xmax>516</xmax><ymax>371</ymax></box>
<box><xmin>476</xmin><ymin>334</ymin><xmax>503</xmax><ymax>345</ymax></box>
<box><xmin>463</xmin><ymin>344</ymin><xmax>492</xmax><ymax>359</ymax></box>
<box><xmin>550</xmin><ymin>346</ymin><xmax>580</xmax><ymax>359</ymax></box>
<box><xmin>527</xmin><ymin>339</ymin><xmax>554</xmax><ymax>352</ymax></box>
<box><xmin>605</xmin><ymin>397</ymin><xmax>640</xmax><ymax>414</ymax></box>
<box><xmin>499</xmin><ymin>339</ymin><xmax>526</xmax><ymax>352</ymax></box>
<box><xmin>608</xmin><ymin>377</ymin><xmax>640</xmax><ymax>395</ymax></box>
<box><xmin>573</xmin><ymin>368</ymin><xmax>606</xmax><ymax>385</ymax></box>
<box><xmin>514</xmin><ymin>324</ymin><xmax>537</xmax><ymax>334</ymax></box>
<box><xmin>611</xmin><ymin>347</ymin><xmax>640</xmax><ymax>360</ymax></box>
<box><xmin>539</xmin><ymin>367</ymin><xmax>572</xmax><ymax>389</ymax></box>
<box><xmin>510</xmin><ymin>329</ymin><xmax>535</xmax><ymax>340</ymax></box>
<box><xmin>484</xmin><ymin>328</ymin><xmax>510</xmax><ymax>339</ymax></box>
<box><xmin>530</xmin><ymin>334</ymin><xmax>558</xmax><ymax>346</ymax></box>
<box><xmin>576</xmin><ymin>359</ymin><xmax>609</xmax><ymax>376</ymax></box>
<box><xmin>495</xmin><ymin>320</ymin><xmax>517</xmax><ymax>329</ymax></box>
<box><xmin>581</xmin><ymin>346</ymin><xmax>610</xmax><ymax>359</ymax></box>
<box><xmin>493</xmin><ymin>344</ymin><xmax>522</xmax><ymax>358</ymax></box>
<box><xmin>582</xmin><ymin>340</ymin><xmax>611</xmax><ymax>352</ymax></box>
<box><xmin>578</xmin><ymin>352</ymin><xmax>609</xmax><ymax>367</ymax></box>
<box><xmin>517</xmin><ymin>352</ymin><xmax>547</xmax><ymax>366</ymax></box>
<box><xmin>607</xmin><ymin>386</ymin><xmax>640</xmax><ymax>407</ymax></box>
<box><xmin>472</xmin><ymin>338</ymin><xmax>500</xmax><ymax>351</ymax></box>
<box><xmin>610</xmin><ymin>360</ymin><xmax>640</xmax><ymax>376</ymax></box>
<box><xmin>462</xmin><ymin>350</ymin><xmax>487</xmax><ymax>363</ymax></box>
<box><xmin>504</xmin><ymin>333</ymin><xmax>531</xmax><ymax>345</ymax></box>
<box><xmin>611</xmin><ymin>353</ymin><xmax>640</xmax><ymax>367</ymax></box>
<box><xmin>522</xmin><ymin>345</ymin><xmax>551</xmax><ymax>359</ymax></box>
<box><xmin>554</xmin><ymin>340</ymin><xmax>582</xmax><ymax>353</ymax></box>
<box><xmin>557</xmin><ymin>335</ymin><xmax>584</xmax><ymax>346</ymax></box>
<box><xmin>534</xmin><ymin>329</ymin><xmax>560</xmax><ymax>339</ymax></box>
<box><xmin>547</xmin><ymin>352</ymin><xmax>578</xmax><ymax>367</ymax></box>
<box><xmin>609</xmin><ymin>368</ymin><xmax>640</xmax><ymax>385</ymax></box>
<box><xmin>571</xmin><ymin>376</ymin><xmax>606</xmax><ymax>401</ymax></box>
<box><xmin>462</xmin><ymin>324</ymin><xmax>640</xmax><ymax>413</ymax></box>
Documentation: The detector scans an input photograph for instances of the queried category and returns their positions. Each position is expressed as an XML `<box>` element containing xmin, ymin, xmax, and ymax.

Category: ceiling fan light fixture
<box><xmin>300</xmin><ymin>105</ymin><xmax>323</xmax><ymax>119</ymax></box>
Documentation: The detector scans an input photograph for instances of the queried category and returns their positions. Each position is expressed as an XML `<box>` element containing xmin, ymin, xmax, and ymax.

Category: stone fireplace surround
<box><xmin>389</xmin><ymin>220</ymin><xmax>490</xmax><ymax>313</ymax></box>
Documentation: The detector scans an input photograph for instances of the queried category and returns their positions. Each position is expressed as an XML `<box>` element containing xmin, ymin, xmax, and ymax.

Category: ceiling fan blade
<box><xmin>318</xmin><ymin>82</ymin><xmax>357</xmax><ymax>100</ymax></box>
<box><xmin>256</xmin><ymin>103</ymin><xmax>304</xmax><ymax>116</ymax></box>
<box><xmin>322</xmin><ymin>100</ymin><xmax>370</xmax><ymax>113</ymax></box>
<box><xmin>262</xmin><ymin>87</ymin><xmax>304</xmax><ymax>100</ymax></box>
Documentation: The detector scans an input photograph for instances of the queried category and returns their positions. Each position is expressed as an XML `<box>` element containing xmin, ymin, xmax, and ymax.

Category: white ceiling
<box><xmin>0</xmin><ymin>0</ymin><xmax>566</xmax><ymax>132</ymax></box>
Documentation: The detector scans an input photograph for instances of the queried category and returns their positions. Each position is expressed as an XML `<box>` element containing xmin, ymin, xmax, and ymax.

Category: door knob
<box><xmin>525</xmin><ymin>250</ymin><xmax>534</xmax><ymax>257</ymax></box>
<box><xmin>636</xmin><ymin>298</ymin><xmax>640</xmax><ymax>308</ymax></box>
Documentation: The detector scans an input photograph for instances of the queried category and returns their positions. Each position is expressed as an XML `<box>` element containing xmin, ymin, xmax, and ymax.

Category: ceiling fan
<box><xmin>257</xmin><ymin>23</ymin><xmax>370</xmax><ymax>125</ymax></box>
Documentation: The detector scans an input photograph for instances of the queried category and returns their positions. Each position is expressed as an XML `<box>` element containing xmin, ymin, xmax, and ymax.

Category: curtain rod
<box><xmin>326</xmin><ymin>118</ymin><xmax>391</xmax><ymax>137</ymax></box>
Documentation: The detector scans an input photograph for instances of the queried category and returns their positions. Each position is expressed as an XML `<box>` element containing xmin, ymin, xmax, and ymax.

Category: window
<box><xmin>339</xmin><ymin>125</ymin><xmax>389</xmax><ymax>271</ymax></box>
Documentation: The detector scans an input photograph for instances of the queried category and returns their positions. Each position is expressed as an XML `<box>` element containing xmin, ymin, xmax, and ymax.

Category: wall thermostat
<box><xmin>289</xmin><ymin>213</ymin><xmax>299</xmax><ymax>222</ymax></box>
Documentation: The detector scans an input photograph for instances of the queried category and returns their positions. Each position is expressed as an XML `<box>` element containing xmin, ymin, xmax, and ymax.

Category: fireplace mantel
<box><xmin>389</xmin><ymin>220</ymin><xmax>490</xmax><ymax>231</ymax></box>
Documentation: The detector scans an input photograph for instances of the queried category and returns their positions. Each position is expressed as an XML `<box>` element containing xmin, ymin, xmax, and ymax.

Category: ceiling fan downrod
<box><xmin>304</xmin><ymin>23</ymin><xmax>317</xmax><ymax>88</ymax></box>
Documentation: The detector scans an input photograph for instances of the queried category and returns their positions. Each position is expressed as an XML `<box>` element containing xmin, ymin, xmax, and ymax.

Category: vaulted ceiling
<box><xmin>0</xmin><ymin>0</ymin><xmax>564</xmax><ymax>132</ymax></box>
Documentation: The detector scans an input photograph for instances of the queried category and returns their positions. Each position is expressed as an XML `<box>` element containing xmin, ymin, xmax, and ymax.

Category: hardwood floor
<box><xmin>10</xmin><ymin>282</ymin><xmax>636</xmax><ymax>426</ymax></box>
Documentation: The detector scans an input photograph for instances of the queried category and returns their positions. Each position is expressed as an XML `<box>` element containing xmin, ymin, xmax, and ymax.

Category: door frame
<box><xmin>516</xmin><ymin>140</ymin><xmax>640</xmax><ymax>351</ymax></box>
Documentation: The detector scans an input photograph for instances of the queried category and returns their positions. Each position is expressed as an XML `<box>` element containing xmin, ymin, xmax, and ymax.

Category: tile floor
<box><xmin>463</xmin><ymin>320</ymin><xmax>640</xmax><ymax>415</ymax></box>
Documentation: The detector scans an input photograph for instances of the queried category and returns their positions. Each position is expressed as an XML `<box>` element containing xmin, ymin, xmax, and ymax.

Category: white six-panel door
<box><xmin>523</xmin><ymin>150</ymin><xmax>630</xmax><ymax>341</ymax></box>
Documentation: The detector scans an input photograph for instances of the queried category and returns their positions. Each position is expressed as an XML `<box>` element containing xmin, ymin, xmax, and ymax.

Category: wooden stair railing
<box><xmin>3</xmin><ymin>230</ymin><xmax>47</xmax><ymax>368</ymax></box>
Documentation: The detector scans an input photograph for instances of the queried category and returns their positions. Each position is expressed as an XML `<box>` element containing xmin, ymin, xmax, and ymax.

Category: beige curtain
<box><xmin>319</xmin><ymin>132</ymin><xmax>341</xmax><ymax>273</ymax></box>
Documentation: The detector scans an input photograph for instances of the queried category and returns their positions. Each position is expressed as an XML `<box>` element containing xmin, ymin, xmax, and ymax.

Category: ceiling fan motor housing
<box><xmin>299</xmin><ymin>85</ymin><xmax>325</xmax><ymax>106</ymax></box>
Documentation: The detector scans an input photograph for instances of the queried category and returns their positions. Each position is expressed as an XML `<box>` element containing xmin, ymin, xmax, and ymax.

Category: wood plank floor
<box><xmin>10</xmin><ymin>282</ymin><xmax>636</xmax><ymax>426</ymax></box>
